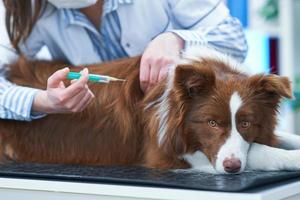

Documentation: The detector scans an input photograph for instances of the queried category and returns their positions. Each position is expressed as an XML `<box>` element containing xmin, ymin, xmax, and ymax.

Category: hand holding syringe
<box><xmin>33</xmin><ymin>68</ymin><xmax>125</xmax><ymax>116</ymax></box>
<box><xmin>67</xmin><ymin>72</ymin><xmax>125</xmax><ymax>83</ymax></box>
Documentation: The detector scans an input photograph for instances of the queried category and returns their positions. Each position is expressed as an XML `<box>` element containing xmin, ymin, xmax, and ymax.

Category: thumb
<box><xmin>47</xmin><ymin>67</ymin><xmax>69</xmax><ymax>89</ymax></box>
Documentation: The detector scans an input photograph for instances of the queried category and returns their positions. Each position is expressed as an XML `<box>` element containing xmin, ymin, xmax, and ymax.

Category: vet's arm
<box><xmin>246</xmin><ymin>143</ymin><xmax>300</xmax><ymax>171</ymax></box>
<box><xmin>33</xmin><ymin>68</ymin><xmax>95</xmax><ymax>114</ymax></box>
<box><xmin>140</xmin><ymin>1</ymin><xmax>248</xmax><ymax>93</ymax></box>
<box><xmin>0</xmin><ymin>60</ymin><xmax>47</xmax><ymax>121</ymax></box>
<box><xmin>168</xmin><ymin>0</ymin><xmax>248</xmax><ymax>62</ymax></box>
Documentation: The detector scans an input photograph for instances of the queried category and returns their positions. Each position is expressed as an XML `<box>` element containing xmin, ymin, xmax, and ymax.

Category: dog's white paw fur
<box><xmin>246</xmin><ymin>143</ymin><xmax>300</xmax><ymax>171</ymax></box>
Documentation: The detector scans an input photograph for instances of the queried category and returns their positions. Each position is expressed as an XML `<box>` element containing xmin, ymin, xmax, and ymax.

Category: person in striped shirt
<box><xmin>1</xmin><ymin>0</ymin><xmax>248</xmax><ymax>121</ymax></box>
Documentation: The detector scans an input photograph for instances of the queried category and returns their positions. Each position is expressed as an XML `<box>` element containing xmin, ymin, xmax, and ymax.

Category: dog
<box><xmin>0</xmin><ymin>47</ymin><xmax>300</xmax><ymax>174</ymax></box>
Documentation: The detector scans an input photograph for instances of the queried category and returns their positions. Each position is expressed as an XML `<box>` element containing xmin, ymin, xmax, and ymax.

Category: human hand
<box><xmin>33</xmin><ymin>67</ymin><xmax>95</xmax><ymax>114</ymax></box>
<box><xmin>140</xmin><ymin>32</ymin><xmax>184</xmax><ymax>93</ymax></box>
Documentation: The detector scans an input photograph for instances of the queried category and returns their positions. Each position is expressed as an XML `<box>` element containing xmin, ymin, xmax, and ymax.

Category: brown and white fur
<box><xmin>0</xmin><ymin>47</ymin><xmax>300</xmax><ymax>174</ymax></box>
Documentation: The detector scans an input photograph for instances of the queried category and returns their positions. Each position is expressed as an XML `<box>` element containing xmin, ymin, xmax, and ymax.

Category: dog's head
<box><xmin>146</xmin><ymin>51</ymin><xmax>293</xmax><ymax>174</ymax></box>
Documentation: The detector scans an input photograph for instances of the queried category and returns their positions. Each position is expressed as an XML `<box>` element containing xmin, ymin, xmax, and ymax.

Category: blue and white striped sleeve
<box><xmin>172</xmin><ymin>16</ymin><xmax>248</xmax><ymax>62</ymax></box>
<box><xmin>0</xmin><ymin>62</ymin><xmax>46</xmax><ymax>121</ymax></box>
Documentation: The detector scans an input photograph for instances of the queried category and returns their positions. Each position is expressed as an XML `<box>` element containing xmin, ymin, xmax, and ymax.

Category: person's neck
<box><xmin>80</xmin><ymin>0</ymin><xmax>104</xmax><ymax>29</ymax></box>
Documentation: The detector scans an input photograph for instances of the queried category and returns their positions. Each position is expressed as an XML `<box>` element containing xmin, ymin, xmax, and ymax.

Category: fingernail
<box><xmin>83</xmin><ymin>68</ymin><xmax>88</xmax><ymax>74</ymax></box>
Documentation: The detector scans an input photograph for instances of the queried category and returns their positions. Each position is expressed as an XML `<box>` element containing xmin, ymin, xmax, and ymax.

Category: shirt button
<box><xmin>126</xmin><ymin>43</ymin><xmax>131</xmax><ymax>48</ymax></box>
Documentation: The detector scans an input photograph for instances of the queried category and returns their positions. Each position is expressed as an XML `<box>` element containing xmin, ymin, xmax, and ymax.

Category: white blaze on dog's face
<box><xmin>214</xmin><ymin>92</ymin><xmax>249</xmax><ymax>173</ymax></box>
<box><xmin>162</xmin><ymin>57</ymin><xmax>293</xmax><ymax>174</ymax></box>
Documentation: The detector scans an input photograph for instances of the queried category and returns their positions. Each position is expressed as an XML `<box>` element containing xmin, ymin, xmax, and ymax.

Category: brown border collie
<box><xmin>1</xmin><ymin>47</ymin><xmax>300</xmax><ymax>174</ymax></box>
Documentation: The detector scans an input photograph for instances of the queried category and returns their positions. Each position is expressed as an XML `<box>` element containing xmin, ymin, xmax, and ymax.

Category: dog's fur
<box><xmin>0</xmin><ymin>47</ymin><xmax>300</xmax><ymax>174</ymax></box>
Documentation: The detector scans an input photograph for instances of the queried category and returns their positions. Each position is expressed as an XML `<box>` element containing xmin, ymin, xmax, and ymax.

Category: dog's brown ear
<box><xmin>248</xmin><ymin>74</ymin><xmax>293</xmax><ymax>99</ymax></box>
<box><xmin>174</xmin><ymin>64</ymin><xmax>215</xmax><ymax>98</ymax></box>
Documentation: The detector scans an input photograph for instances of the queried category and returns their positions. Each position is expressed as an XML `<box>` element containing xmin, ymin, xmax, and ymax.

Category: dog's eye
<box><xmin>241</xmin><ymin>121</ymin><xmax>251</xmax><ymax>128</ymax></box>
<box><xmin>208</xmin><ymin>120</ymin><xmax>218</xmax><ymax>127</ymax></box>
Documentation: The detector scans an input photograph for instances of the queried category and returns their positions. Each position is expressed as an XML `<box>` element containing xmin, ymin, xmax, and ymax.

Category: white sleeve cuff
<box><xmin>0</xmin><ymin>85</ymin><xmax>47</xmax><ymax>121</ymax></box>
<box><xmin>170</xmin><ymin>30</ymin><xmax>207</xmax><ymax>49</ymax></box>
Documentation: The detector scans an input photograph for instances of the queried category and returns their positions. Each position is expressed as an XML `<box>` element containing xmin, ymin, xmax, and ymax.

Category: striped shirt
<box><xmin>66</xmin><ymin>4</ymin><xmax>128</xmax><ymax>61</ymax></box>
<box><xmin>0</xmin><ymin>0</ymin><xmax>248</xmax><ymax>121</ymax></box>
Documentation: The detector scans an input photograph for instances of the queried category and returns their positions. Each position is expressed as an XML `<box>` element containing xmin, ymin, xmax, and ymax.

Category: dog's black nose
<box><xmin>223</xmin><ymin>158</ymin><xmax>241</xmax><ymax>173</ymax></box>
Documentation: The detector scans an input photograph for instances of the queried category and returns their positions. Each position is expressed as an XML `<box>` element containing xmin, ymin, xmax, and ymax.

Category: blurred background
<box><xmin>0</xmin><ymin>0</ymin><xmax>299</xmax><ymax>133</ymax></box>
<box><xmin>226</xmin><ymin>0</ymin><xmax>300</xmax><ymax>134</ymax></box>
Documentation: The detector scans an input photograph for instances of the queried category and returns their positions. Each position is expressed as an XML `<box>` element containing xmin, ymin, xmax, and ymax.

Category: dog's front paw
<box><xmin>246</xmin><ymin>143</ymin><xmax>300</xmax><ymax>171</ymax></box>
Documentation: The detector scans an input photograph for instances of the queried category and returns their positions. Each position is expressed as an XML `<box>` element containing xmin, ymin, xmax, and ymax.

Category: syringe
<box><xmin>67</xmin><ymin>72</ymin><xmax>125</xmax><ymax>83</ymax></box>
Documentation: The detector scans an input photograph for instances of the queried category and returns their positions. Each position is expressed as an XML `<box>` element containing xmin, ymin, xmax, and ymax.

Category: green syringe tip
<box><xmin>66</xmin><ymin>72</ymin><xmax>125</xmax><ymax>83</ymax></box>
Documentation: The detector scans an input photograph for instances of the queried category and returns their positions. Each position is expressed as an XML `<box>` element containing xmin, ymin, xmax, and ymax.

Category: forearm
<box><xmin>171</xmin><ymin>16</ymin><xmax>248</xmax><ymax>62</ymax></box>
<box><xmin>0</xmin><ymin>77</ymin><xmax>46</xmax><ymax>121</ymax></box>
